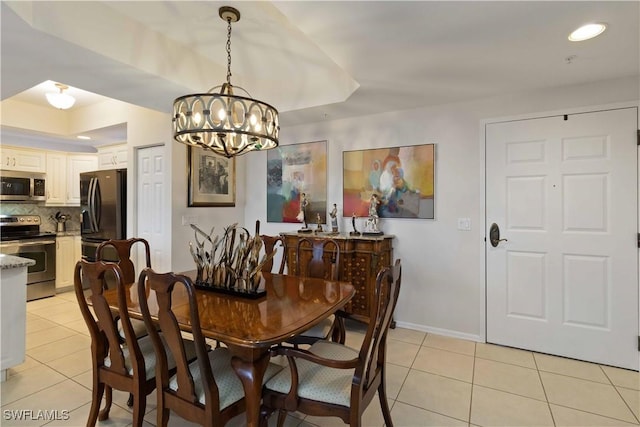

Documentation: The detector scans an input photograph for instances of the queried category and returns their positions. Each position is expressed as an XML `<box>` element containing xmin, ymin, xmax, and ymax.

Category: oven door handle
<box><xmin>0</xmin><ymin>240</ymin><xmax>56</xmax><ymax>248</ymax></box>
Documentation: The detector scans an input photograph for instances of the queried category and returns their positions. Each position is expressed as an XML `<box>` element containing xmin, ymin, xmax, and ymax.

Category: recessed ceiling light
<box><xmin>569</xmin><ymin>23</ymin><xmax>607</xmax><ymax>41</ymax></box>
<box><xmin>77</xmin><ymin>135</ymin><xmax>91</xmax><ymax>140</ymax></box>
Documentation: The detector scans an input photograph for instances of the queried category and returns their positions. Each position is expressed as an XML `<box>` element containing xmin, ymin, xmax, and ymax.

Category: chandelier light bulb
<box><xmin>217</xmin><ymin>109</ymin><xmax>227</xmax><ymax>121</ymax></box>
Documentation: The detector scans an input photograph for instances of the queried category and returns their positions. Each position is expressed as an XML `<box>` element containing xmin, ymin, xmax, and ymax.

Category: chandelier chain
<box><xmin>226</xmin><ymin>17</ymin><xmax>232</xmax><ymax>85</ymax></box>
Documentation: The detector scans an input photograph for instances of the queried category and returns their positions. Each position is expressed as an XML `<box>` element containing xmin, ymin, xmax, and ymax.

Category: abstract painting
<box><xmin>343</xmin><ymin>144</ymin><xmax>435</xmax><ymax>219</ymax></box>
<box><xmin>267</xmin><ymin>140</ymin><xmax>327</xmax><ymax>223</ymax></box>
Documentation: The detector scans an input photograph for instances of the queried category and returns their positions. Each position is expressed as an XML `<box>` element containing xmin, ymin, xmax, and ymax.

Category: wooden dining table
<box><xmin>103</xmin><ymin>271</ymin><xmax>355</xmax><ymax>427</ymax></box>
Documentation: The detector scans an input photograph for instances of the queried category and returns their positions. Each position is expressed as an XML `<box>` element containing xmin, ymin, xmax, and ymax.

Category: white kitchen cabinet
<box><xmin>0</xmin><ymin>147</ymin><xmax>46</xmax><ymax>172</ymax></box>
<box><xmin>97</xmin><ymin>144</ymin><xmax>127</xmax><ymax>170</ymax></box>
<box><xmin>66</xmin><ymin>155</ymin><xmax>98</xmax><ymax>205</ymax></box>
<box><xmin>45</xmin><ymin>153</ymin><xmax>97</xmax><ymax>206</ymax></box>
<box><xmin>55</xmin><ymin>236</ymin><xmax>76</xmax><ymax>290</ymax></box>
<box><xmin>45</xmin><ymin>152</ymin><xmax>67</xmax><ymax>205</ymax></box>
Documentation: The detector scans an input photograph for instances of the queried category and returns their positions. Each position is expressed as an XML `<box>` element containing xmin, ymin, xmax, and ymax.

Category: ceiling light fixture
<box><xmin>46</xmin><ymin>83</ymin><xmax>76</xmax><ymax>110</ymax></box>
<box><xmin>77</xmin><ymin>135</ymin><xmax>91</xmax><ymax>140</ymax></box>
<box><xmin>568</xmin><ymin>23</ymin><xmax>607</xmax><ymax>41</ymax></box>
<box><xmin>172</xmin><ymin>6</ymin><xmax>279</xmax><ymax>158</ymax></box>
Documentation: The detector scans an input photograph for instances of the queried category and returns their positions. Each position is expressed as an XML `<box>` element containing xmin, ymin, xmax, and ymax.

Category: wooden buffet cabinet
<box><xmin>281</xmin><ymin>232</ymin><xmax>394</xmax><ymax>325</ymax></box>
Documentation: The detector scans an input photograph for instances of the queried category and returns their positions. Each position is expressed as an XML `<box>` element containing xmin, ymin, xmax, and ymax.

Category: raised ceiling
<box><xmin>1</xmin><ymin>1</ymin><xmax>638</xmax><ymax>147</ymax></box>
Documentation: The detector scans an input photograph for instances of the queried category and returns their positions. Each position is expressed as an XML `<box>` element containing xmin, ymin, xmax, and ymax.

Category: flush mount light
<box><xmin>77</xmin><ymin>135</ymin><xmax>91</xmax><ymax>140</ymax></box>
<box><xmin>45</xmin><ymin>83</ymin><xmax>76</xmax><ymax>109</ymax></box>
<box><xmin>569</xmin><ymin>23</ymin><xmax>607</xmax><ymax>41</ymax></box>
<box><xmin>172</xmin><ymin>6</ymin><xmax>279</xmax><ymax>158</ymax></box>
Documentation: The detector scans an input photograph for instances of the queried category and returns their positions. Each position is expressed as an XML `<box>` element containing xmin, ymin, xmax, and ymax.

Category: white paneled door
<box><xmin>486</xmin><ymin>108</ymin><xmax>638</xmax><ymax>370</ymax></box>
<box><xmin>137</xmin><ymin>145</ymin><xmax>169</xmax><ymax>270</ymax></box>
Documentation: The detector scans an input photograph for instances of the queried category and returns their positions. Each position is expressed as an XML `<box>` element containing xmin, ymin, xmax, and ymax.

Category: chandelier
<box><xmin>173</xmin><ymin>6</ymin><xmax>279</xmax><ymax>158</ymax></box>
<box><xmin>46</xmin><ymin>83</ymin><xmax>76</xmax><ymax>110</ymax></box>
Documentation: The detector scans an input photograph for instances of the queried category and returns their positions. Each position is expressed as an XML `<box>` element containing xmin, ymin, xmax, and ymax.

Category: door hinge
<box><xmin>638</xmin><ymin>336</ymin><xmax>640</xmax><ymax>351</ymax></box>
<box><xmin>637</xmin><ymin>129</ymin><xmax>640</xmax><ymax>146</ymax></box>
<box><xmin>638</xmin><ymin>233</ymin><xmax>640</xmax><ymax>248</ymax></box>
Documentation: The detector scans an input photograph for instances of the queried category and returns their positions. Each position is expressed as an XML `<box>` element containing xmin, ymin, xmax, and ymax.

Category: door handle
<box><xmin>489</xmin><ymin>223</ymin><xmax>508</xmax><ymax>247</ymax></box>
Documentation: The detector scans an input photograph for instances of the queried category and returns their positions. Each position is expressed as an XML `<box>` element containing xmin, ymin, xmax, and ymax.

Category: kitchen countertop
<box><xmin>56</xmin><ymin>231</ymin><xmax>81</xmax><ymax>237</ymax></box>
<box><xmin>0</xmin><ymin>254</ymin><xmax>36</xmax><ymax>270</ymax></box>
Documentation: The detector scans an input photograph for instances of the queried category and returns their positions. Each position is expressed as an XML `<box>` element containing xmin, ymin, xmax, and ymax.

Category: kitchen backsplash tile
<box><xmin>0</xmin><ymin>204</ymin><xmax>81</xmax><ymax>233</ymax></box>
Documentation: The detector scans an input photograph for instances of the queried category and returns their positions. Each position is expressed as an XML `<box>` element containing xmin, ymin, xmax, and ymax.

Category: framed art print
<box><xmin>188</xmin><ymin>145</ymin><xmax>236</xmax><ymax>207</ymax></box>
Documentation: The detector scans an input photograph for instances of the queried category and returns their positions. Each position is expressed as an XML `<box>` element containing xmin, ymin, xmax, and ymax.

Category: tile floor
<box><xmin>1</xmin><ymin>293</ymin><xmax>638</xmax><ymax>427</ymax></box>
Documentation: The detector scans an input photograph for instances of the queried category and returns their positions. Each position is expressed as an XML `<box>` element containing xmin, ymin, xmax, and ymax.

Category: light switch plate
<box><xmin>457</xmin><ymin>218</ymin><xmax>471</xmax><ymax>231</ymax></box>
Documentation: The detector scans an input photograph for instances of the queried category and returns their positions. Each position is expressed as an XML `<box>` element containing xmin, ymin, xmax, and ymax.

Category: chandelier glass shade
<box><xmin>173</xmin><ymin>7</ymin><xmax>279</xmax><ymax>158</ymax></box>
<box><xmin>46</xmin><ymin>83</ymin><xmax>75</xmax><ymax>110</ymax></box>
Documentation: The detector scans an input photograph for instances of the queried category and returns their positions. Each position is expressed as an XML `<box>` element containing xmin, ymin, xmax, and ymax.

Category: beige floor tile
<box><xmin>412</xmin><ymin>347</ymin><xmax>474</xmax><ymax>382</ymax></box>
<box><xmin>60</xmin><ymin>319</ymin><xmax>90</xmax><ymax>336</ymax></box>
<box><xmin>302</xmin><ymin>396</ymin><xmax>390</xmax><ymax>426</ymax></box>
<box><xmin>0</xmin><ymin>364</ymin><xmax>67</xmax><ymax>406</ymax></box>
<box><xmin>423</xmin><ymin>334</ymin><xmax>476</xmax><ymax>356</ymax></box>
<box><xmin>388</xmin><ymin>327</ymin><xmax>426</xmax><ymax>346</ymax></box>
<box><xmin>42</xmin><ymin>401</ymin><xmax>134</xmax><ymax>427</ymax></box>
<box><xmin>25</xmin><ymin>325</ymin><xmax>77</xmax><ymax>350</ymax></box>
<box><xmin>617</xmin><ymin>386</ymin><xmax>640</xmax><ymax>422</ymax></box>
<box><xmin>550</xmin><ymin>404</ymin><xmax>638</xmax><ymax>426</ymax></box>
<box><xmin>27</xmin><ymin>334</ymin><xmax>91</xmax><ymax>364</ymax></box>
<box><xmin>470</xmin><ymin>385</ymin><xmax>554</xmax><ymax>427</ymax></box>
<box><xmin>534</xmin><ymin>353</ymin><xmax>610</xmax><ymax>383</ymax></box>
<box><xmin>602</xmin><ymin>366</ymin><xmax>640</xmax><ymax>390</ymax></box>
<box><xmin>1</xmin><ymin>379</ymin><xmax>91</xmax><ymax>420</ymax></box>
<box><xmin>390</xmin><ymin>401</ymin><xmax>467</xmax><ymax>426</ymax></box>
<box><xmin>474</xmin><ymin>357</ymin><xmax>546</xmax><ymax>401</ymax></box>
<box><xmin>540</xmin><ymin>371</ymin><xmax>636</xmax><ymax>423</ymax></box>
<box><xmin>385</xmin><ymin>340</ymin><xmax>421</xmax><ymax>368</ymax></box>
<box><xmin>45</xmin><ymin>347</ymin><xmax>92</xmax><ymax>378</ymax></box>
<box><xmin>8</xmin><ymin>356</ymin><xmax>43</xmax><ymax>375</ymax></box>
<box><xmin>28</xmin><ymin>301</ymin><xmax>80</xmax><ymax>318</ymax></box>
<box><xmin>144</xmin><ymin>409</ymin><xmax>201</xmax><ymax>427</ymax></box>
<box><xmin>45</xmin><ymin>310</ymin><xmax>85</xmax><ymax>326</ymax></box>
<box><xmin>385</xmin><ymin>362</ymin><xmax>410</xmax><ymax>400</ymax></box>
<box><xmin>26</xmin><ymin>297</ymin><xmax>68</xmax><ymax>312</ymax></box>
<box><xmin>475</xmin><ymin>343</ymin><xmax>536</xmax><ymax>368</ymax></box>
<box><xmin>396</xmin><ymin>369</ymin><xmax>471</xmax><ymax>422</ymax></box>
<box><xmin>26</xmin><ymin>317</ymin><xmax>57</xmax><ymax>335</ymax></box>
<box><xmin>53</xmin><ymin>291</ymin><xmax>78</xmax><ymax>303</ymax></box>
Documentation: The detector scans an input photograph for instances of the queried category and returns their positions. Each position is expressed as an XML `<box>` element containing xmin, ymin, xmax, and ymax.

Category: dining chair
<box><xmin>259</xmin><ymin>234</ymin><xmax>287</xmax><ymax>274</ymax></box>
<box><xmin>96</xmin><ymin>237</ymin><xmax>154</xmax><ymax>407</ymax></box>
<box><xmin>290</xmin><ymin>237</ymin><xmax>345</xmax><ymax>345</ymax></box>
<box><xmin>74</xmin><ymin>259</ymin><xmax>178</xmax><ymax>427</ymax></box>
<box><xmin>261</xmin><ymin>259</ymin><xmax>402</xmax><ymax>427</ymax></box>
<box><xmin>137</xmin><ymin>268</ymin><xmax>281</xmax><ymax>427</ymax></box>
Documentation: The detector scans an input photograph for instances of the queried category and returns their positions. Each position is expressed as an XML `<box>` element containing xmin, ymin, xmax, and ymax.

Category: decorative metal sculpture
<box><xmin>188</xmin><ymin>220</ymin><xmax>275</xmax><ymax>297</ymax></box>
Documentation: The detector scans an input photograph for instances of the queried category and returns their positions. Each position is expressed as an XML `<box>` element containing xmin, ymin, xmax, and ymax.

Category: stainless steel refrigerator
<box><xmin>80</xmin><ymin>168</ymin><xmax>127</xmax><ymax>261</ymax></box>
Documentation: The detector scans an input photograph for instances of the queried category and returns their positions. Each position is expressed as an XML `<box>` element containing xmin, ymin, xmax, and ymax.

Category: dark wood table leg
<box><xmin>230</xmin><ymin>347</ymin><xmax>270</xmax><ymax>427</ymax></box>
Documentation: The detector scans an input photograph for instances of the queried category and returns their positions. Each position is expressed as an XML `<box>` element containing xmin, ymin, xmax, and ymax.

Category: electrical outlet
<box><xmin>457</xmin><ymin>218</ymin><xmax>471</xmax><ymax>231</ymax></box>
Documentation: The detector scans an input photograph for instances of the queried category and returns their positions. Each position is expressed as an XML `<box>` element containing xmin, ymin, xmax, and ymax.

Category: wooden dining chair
<box><xmin>137</xmin><ymin>268</ymin><xmax>281</xmax><ymax>427</ymax></box>
<box><xmin>96</xmin><ymin>237</ymin><xmax>154</xmax><ymax>407</ymax></box>
<box><xmin>259</xmin><ymin>234</ymin><xmax>287</xmax><ymax>274</ymax></box>
<box><xmin>289</xmin><ymin>237</ymin><xmax>345</xmax><ymax>345</ymax></box>
<box><xmin>261</xmin><ymin>259</ymin><xmax>402</xmax><ymax>427</ymax></box>
<box><xmin>74</xmin><ymin>260</ymin><xmax>158</xmax><ymax>427</ymax></box>
<box><xmin>96</xmin><ymin>238</ymin><xmax>152</xmax><ymax>284</ymax></box>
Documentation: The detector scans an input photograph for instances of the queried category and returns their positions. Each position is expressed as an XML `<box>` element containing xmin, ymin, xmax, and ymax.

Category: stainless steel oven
<box><xmin>0</xmin><ymin>215</ymin><xmax>56</xmax><ymax>301</ymax></box>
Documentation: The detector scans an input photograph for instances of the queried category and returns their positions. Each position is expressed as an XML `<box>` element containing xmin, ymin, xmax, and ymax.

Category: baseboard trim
<box><xmin>394</xmin><ymin>321</ymin><xmax>483</xmax><ymax>343</ymax></box>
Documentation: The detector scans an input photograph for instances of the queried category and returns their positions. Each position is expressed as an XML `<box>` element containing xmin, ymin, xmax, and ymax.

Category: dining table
<box><xmin>103</xmin><ymin>271</ymin><xmax>355</xmax><ymax>427</ymax></box>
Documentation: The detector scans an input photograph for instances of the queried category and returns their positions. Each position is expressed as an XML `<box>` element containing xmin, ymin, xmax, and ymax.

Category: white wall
<box><xmin>244</xmin><ymin>76</ymin><xmax>639</xmax><ymax>340</ymax></box>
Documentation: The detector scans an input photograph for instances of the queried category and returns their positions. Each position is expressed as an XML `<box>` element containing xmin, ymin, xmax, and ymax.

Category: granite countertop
<box><xmin>0</xmin><ymin>254</ymin><xmax>36</xmax><ymax>270</ymax></box>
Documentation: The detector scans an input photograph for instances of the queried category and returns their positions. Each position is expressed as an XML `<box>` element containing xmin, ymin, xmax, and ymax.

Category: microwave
<box><xmin>0</xmin><ymin>170</ymin><xmax>46</xmax><ymax>202</ymax></box>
